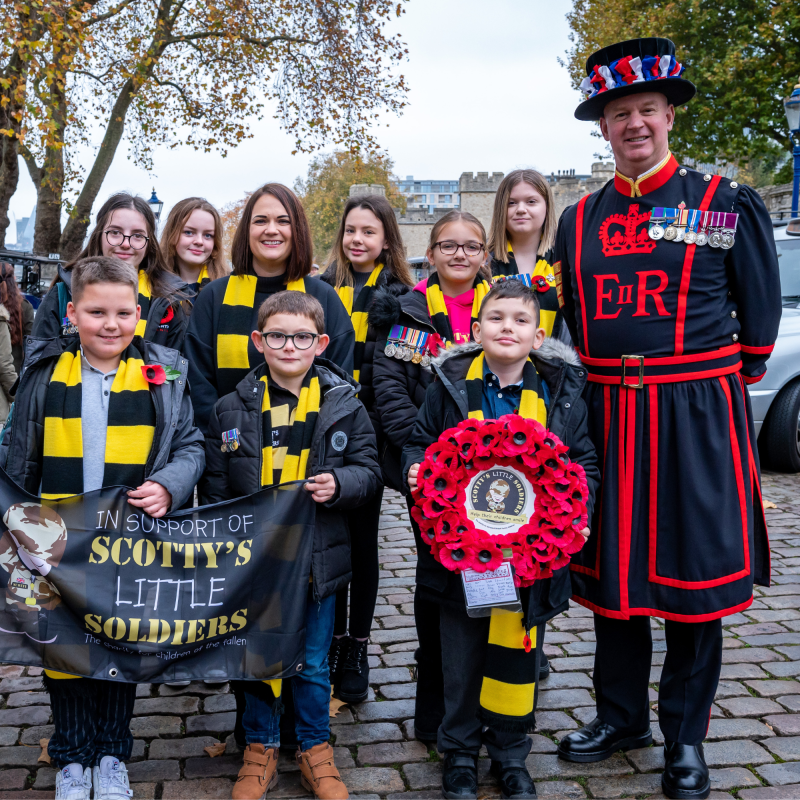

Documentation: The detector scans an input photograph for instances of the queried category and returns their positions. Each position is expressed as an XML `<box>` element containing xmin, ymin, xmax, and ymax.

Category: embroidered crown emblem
<box><xmin>599</xmin><ymin>204</ymin><xmax>657</xmax><ymax>256</ymax></box>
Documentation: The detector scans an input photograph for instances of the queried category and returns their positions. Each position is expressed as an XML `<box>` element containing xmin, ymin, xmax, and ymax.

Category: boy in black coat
<box><xmin>202</xmin><ymin>291</ymin><xmax>380</xmax><ymax>800</ymax></box>
<box><xmin>403</xmin><ymin>280</ymin><xmax>599</xmax><ymax>799</ymax></box>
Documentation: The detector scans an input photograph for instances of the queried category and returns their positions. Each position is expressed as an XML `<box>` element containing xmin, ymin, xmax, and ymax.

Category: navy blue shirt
<box><xmin>481</xmin><ymin>360</ymin><xmax>550</xmax><ymax>420</ymax></box>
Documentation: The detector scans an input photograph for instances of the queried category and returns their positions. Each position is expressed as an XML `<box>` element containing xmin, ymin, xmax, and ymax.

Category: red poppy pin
<box><xmin>159</xmin><ymin>306</ymin><xmax>175</xmax><ymax>325</ymax></box>
<box><xmin>142</xmin><ymin>365</ymin><xmax>181</xmax><ymax>385</ymax></box>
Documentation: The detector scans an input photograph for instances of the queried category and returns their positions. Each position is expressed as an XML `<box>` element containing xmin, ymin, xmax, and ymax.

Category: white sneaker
<box><xmin>92</xmin><ymin>756</ymin><xmax>133</xmax><ymax>800</ymax></box>
<box><xmin>54</xmin><ymin>763</ymin><xmax>91</xmax><ymax>800</ymax></box>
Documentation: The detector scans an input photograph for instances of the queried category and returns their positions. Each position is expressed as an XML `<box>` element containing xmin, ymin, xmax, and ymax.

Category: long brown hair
<box><xmin>428</xmin><ymin>210</ymin><xmax>491</xmax><ymax>280</ymax></box>
<box><xmin>0</xmin><ymin>262</ymin><xmax>23</xmax><ymax>345</ymax></box>
<box><xmin>65</xmin><ymin>193</ymin><xmax>174</xmax><ymax>299</ymax></box>
<box><xmin>325</xmin><ymin>195</ymin><xmax>413</xmax><ymax>288</ymax></box>
<box><xmin>488</xmin><ymin>169</ymin><xmax>556</xmax><ymax>262</ymax></box>
<box><xmin>160</xmin><ymin>197</ymin><xmax>227</xmax><ymax>281</ymax></box>
<box><xmin>231</xmin><ymin>183</ymin><xmax>312</xmax><ymax>282</ymax></box>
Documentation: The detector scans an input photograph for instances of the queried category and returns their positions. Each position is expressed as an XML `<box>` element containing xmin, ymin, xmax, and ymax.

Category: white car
<box><xmin>751</xmin><ymin>218</ymin><xmax>800</xmax><ymax>472</ymax></box>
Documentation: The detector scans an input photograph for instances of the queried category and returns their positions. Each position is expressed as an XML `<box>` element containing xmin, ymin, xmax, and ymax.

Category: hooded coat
<box><xmin>369</xmin><ymin>284</ymin><xmax>436</xmax><ymax>491</ymax></box>
<box><xmin>401</xmin><ymin>338</ymin><xmax>601</xmax><ymax>629</ymax></box>
<box><xmin>0</xmin><ymin>336</ymin><xmax>205</xmax><ymax>510</ymax></box>
<box><xmin>200</xmin><ymin>358</ymin><xmax>382</xmax><ymax>601</ymax></box>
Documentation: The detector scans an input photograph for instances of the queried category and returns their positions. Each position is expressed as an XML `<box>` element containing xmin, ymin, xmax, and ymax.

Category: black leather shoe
<box><xmin>557</xmin><ymin>717</ymin><xmax>652</xmax><ymax>763</ymax></box>
<box><xmin>338</xmin><ymin>638</ymin><xmax>369</xmax><ymax>703</ymax></box>
<box><xmin>328</xmin><ymin>635</ymin><xmax>348</xmax><ymax>696</ymax></box>
<box><xmin>490</xmin><ymin>760</ymin><xmax>537</xmax><ymax>799</ymax></box>
<box><xmin>442</xmin><ymin>752</ymin><xmax>478</xmax><ymax>799</ymax></box>
<box><xmin>661</xmin><ymin>741</ymin><xmax>710</xmax><ymax>799</ymax></box>
<box><xmin>539</xmin><ymin>654</ymin><xmax>550</xmax><ymax>682</ymax></box>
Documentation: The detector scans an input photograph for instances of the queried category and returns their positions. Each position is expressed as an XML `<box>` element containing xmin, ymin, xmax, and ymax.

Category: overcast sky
<box><xmin>8</xmin><ymin>0</ymin><xmax>604</xmax><ymax>233</ymax></box>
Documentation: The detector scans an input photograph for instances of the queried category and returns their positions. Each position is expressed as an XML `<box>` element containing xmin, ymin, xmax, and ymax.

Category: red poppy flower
<box><xmin>426</xmin><ymin>441</ymin><xmax>462</xmax><ymax>473</ymax></box>
<box><xmin>530</xmin><ymin>538</ymin><xmax>558</xmax><ymax>563</ymax></box>
<box><xmin>438</xmin><ymin>541</ymin><xmax>477</xmax><ymax>572</ymax></box>
<box><xmin>421</xmin><ymin>463</ymin><xmax>461</xmax><ymax>502</ymax></box>
<box><xmin>470</xmin><ymin>543</ymin><xmax>504</xmax><ymax>573</ymax></box>
<box><xmin>502</xmin><ymin>415</ymin><xmax>534</xmax><ymax>457</ymax></box>
<box><xmin>534</xmin><ymin>276</ymin><xmax>549</xmax><ymax>293</ymax></box>
<box><xmin>141</xmin><ymin>364</ymin><xmax>166</xmax><ymax>385</ymax></box>
<box><xmin>421</xmin><ymin>494</ymin><xmax>455</xmax><ymax>518</ymax></box>
<box><xmin>428</xmin><ymin>333</ymin><xmax>445</xmax><ymax>357</ymax></box>
<box><xmin>452</xmin><ymin>427</ymin><xmax>479</xmax><ymax>464</ymax></box>
<box><xmin>474</xmin><ymin>421</ymin><xmax>506</xmax><ymax>459</ymax></box>
<box><xmin>159</xmin><ymin>306</ymin><xmax>175</xmax><ymax>325</ymax></box>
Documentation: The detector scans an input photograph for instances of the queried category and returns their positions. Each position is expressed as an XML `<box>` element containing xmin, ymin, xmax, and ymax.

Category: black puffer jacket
<box><xmin>0</xmin><ymin>336</ymin><xmax>205</xmax><ymax>509</ymax></box>
<box><xmin>401</xmin><ymin>339</ymin><xmax>601</xmax><ymax>629</ymax></box>
<box><xmin>317</xmin><ymin>267</ymin><xmax>411</xmax><ymax>442</ymax></box>
<box><xmin>201</xmin><ymin>358</ymin><xmax>381</xmax><ymax>601</ymax></box>
<box><xmin>369</xmin><ymin>285</ymin><xmax>435</xmax><ymax>491</ymax></box>
<box><xmin>32</xmin><ymin>264</ymin><xmax>189</xmax><ymax>351</ymax></box>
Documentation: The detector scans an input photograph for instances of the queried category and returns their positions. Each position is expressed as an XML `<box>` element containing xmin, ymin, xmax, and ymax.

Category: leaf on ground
<box><xmin>38</xmin><ymin>739</ymin><xmax>50</xmax><ymax>764</ymax></box>
<box><xmin>763</xmin><ymin>500</ymin><xmax>777</xmax><ymax>509</ymax></box>
<box><xmin>329</xmin><ymin>687</ymin><xmax>348</xmax><ymax>718</ymax></box>
<box><xmin>204</xmin><ymin>742</ymin><xmax>226</xmax><ymax>758</ymax></box>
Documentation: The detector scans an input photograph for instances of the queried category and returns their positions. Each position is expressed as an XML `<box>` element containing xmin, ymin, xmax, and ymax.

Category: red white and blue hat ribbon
<box><xmin>580</xmin><ymin>54</ymin><xmax>685</xmax><ymax>99</ymax></box>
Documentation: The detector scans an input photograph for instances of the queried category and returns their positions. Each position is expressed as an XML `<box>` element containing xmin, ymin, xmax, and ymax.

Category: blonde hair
<box><xmin>325</xmin><ymin>195</ymin><xmax>413</xmax><ymax>289</ymax></box>
<box><xmin>160</xmin><ymin>197</ymin><xmax>227</xmax><ymax>281</ymax></box>
<box><xmin>488</xmin><ymin>170</ymin><xmax>556</xmax><ymax>263</ymax></box>
<box><xmin>427</xmin><ymin>210</ymin><xmax>490</xmax><ymax>280</ymax></box>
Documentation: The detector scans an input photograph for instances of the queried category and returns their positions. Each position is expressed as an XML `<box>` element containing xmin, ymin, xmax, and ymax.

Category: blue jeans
<box><xmin>243</xmin><ymin>587</ymin><xmax>335</xmax><ymax>752</ymax></box>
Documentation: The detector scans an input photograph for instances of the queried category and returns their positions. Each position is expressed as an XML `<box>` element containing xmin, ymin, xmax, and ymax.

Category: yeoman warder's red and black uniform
<box><xmin>555</xmin><ymin>153</ymin><xmax>781</xmax><ymax>743</ymax></box>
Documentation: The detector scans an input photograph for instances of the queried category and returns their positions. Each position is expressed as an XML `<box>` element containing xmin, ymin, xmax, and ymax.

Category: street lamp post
<box><xmin>784</xmin><ymin>78</ymin><xmax>800</xmax><ymax>219</ymax></box>
<box><xmin>147</xmin><ymin>188</ymin><xmax>164</xmax><ymax>224</ymax></box>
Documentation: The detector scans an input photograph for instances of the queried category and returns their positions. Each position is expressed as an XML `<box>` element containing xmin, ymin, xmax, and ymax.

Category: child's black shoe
<box><xmin>442</xmin><ymin>752</ymin><xmax>478</xmax><ymax>799</ymax></box>
<box><xmin>328</xmin><ymin>635</ymin><xmax>348</xmax><ymax>695</ymax></box>
<box><xmin>338</xmin><ymin>637</ymin><xmax>369</xmax><ymax>703</ymax></box>
<box><xmin>490</xmin><ymin>760</ymin><xmax>537</xmax><ymax>799</ymax></box>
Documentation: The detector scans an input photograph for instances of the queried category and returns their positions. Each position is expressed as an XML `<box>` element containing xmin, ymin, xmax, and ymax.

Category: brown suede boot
<box><xmin>296</xmin><ymin>742</ymin><xmax>349</xmax><ymax>799</ymax></box>
<box><xmin>232</xmin><ymin>744</ymin><xmax>278</xmax><ymax>800</ymax></box>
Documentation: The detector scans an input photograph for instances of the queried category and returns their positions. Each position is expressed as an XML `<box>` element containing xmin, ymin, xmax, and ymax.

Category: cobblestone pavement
<box><xmin>2</xmin><ymin>475</ymin><xmax>800</xmax><ymax>799</ymax></box>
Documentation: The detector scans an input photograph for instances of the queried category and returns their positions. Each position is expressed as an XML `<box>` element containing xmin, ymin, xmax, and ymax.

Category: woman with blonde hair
<box><xmin>319</xmin><ymin>194</ymin><xmax>414</xmax><ymax>702</ymax></box>
<box><xmin>488</xmin><ymin>169</ymin><xmax>567</xmax><ymax>341</ymax></box>
<box><xmin>160</xmin><ymin>197</ymin><xmax>228</xmax><ymax>302</ymax></box>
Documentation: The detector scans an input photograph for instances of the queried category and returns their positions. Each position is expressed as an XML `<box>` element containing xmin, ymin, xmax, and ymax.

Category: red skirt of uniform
<box><xmin>570</xmin><ymin>373</ymin><xmax>769</xmax><ymax>621</ymax></box>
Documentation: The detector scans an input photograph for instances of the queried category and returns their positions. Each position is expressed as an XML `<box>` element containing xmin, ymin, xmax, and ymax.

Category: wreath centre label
<box><xmin>466</xmin><ymin>466</ymin><xmax>535</xmax><ymax>535</ymax></box>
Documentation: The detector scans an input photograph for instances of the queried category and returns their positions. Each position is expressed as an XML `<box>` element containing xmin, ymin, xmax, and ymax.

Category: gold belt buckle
<box><xmin>620</xmin><ymin>355</ymin><xmax>645</xmax><ymax>389</ymax></box>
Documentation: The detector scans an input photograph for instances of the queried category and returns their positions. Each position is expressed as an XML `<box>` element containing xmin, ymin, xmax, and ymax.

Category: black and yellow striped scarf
<box><xmin>492</xmin><ymin>246</ymin><xmax>559</xmax><ymax>339</ymax></box>
<box><xmin>465</xmin><ymin>350</ymin><xmax>546</xmax><ymax>732</ymax></box>
<box><xmin>335</xmin><ymin>264</ymin><xmax>383</xmax><ymax>383</ymax></box>
<box><xmin>216</xmin><ymin>274</ymin><xmax>305</xmax><ymax>378</ymax></box>
<box><xmin>134</xmin><ymin>270</ymin><xmax>154</xmax><ymax>339</ymax></box>
<box><xmin>259</xmin><ymin>364</ymin><xmax>320</xmax><ymax>488</ymax></box>
<box><xmin>425</xmin><ymin>272</ymin><xmax>490</xmax><ymax>346</ymax></box>
<box><xmin>41</xmin><ymin>341</ymin><xmax>156</xmax><ymax>500</ymax></box>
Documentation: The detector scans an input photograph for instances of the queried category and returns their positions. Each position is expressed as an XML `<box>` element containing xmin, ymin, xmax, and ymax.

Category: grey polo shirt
<box><xmin>80</xmin><ymin>349</ymin><xmax>118</xmax><ymax>493</ymax></box>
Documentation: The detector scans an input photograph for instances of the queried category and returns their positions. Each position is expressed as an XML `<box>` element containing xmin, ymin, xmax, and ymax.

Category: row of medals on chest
<box><xmin>384</xmin><ymin>324</ymin><xmax>433</xmax><ymax>366</ymax></box>
<box><xmin>648</xmin><ymin>205</ymin><xmax>738</xmax><ymax>249</ymax></box>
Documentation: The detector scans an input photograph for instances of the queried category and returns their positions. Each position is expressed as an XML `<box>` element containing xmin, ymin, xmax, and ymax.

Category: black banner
<box><xmin>0</xmin><ymin>471</ymin><xmax>315</xmax><ymax>682</ymax></box>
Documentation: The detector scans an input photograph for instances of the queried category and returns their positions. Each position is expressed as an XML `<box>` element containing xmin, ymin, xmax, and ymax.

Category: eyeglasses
<box><xmin>434</xmin><ymin>240</ymin><xmax>485</xmax><ymax>257</ymax></box>
<box><xmin>105</xmin><ymin>229</ymin><xmax>149</xmax><ymax>250</ymax></box>
<box><xmin>261</xmin><ymin>331</ymin><xmax>319</xmax><ymax>350</ymax></box>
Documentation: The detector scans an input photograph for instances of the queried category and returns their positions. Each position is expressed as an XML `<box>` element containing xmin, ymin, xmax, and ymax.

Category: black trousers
<box><xmin>593</xmin><ymin>613</ymin><xmax>722</xmax><ymax>745</ymax></box>
<box><xmin>334</xmin><ymin>487</ymin><xmax>384</xmax><ymax>639</ymax></box>
<box><xmin>438</xmin><ymin>602</ymin><xmax>532</xmax><ymax>763</ymax></box>
<box><xmin>46</xmin><ymin>677</ymin><xmax>136</xmax><ymax>769</ymax></box>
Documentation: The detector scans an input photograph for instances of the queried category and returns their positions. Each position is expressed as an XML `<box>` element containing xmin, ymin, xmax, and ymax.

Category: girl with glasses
<box><xmin>160</xmin><ymin>197</ymin><xmax>228</xmax><ymax>305</ymax></box>
<box><xmin>319</xmin><ymin>194</ymin><xmax>414</xmax><ymax>704</ymax></box>
<box><xmin>488</xmin><ymin>169</ymin><xmax>568</xmax><ymax>342</ymax></box>
<box><xmin>32</xmin><ymin>193</ymin><xmax>188</xmax><ymax>349</ymax></box>
<box><xmin>370</xmin><ymin>210</ymin><xmax>491</xmax><ymax>747</ymax></box>
<box><xmin>184</xmin><ymin>182</ymin><xmax>355</xmax><ymax>438</ymax></box>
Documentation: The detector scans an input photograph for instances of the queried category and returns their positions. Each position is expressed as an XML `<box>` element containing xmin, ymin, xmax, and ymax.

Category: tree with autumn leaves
<box><xmin>564</xmin><ymin>0</ymin><xmax>799</xmax><ymax>179</ymax></box>
<box><xmin>0</xmin><ymin>0</ymin><xmax>408</xmax><ymax>257</ymax></box>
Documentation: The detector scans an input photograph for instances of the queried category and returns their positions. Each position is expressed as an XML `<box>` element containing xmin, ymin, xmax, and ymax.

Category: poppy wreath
<box><xmin>410</xmin><ymin>415</ymin><xmax>589</xmax><ymax>587</ymax></box>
